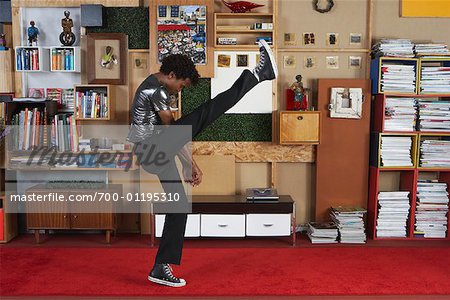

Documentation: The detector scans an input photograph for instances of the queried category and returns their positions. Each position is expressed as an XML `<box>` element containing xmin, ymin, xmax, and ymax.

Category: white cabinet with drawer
<box><xmin>246</xmin><ymin>213</ymin><xmax>291</xmax><ymax>236</ymax></box>
<box><xmin>155</xmin><ymin>214</ymin><xmax>201</xmax><ymax>237</ymax></box>
<box><xmin>200</xmin><ymin>214</ymin><xmax>246</xmax><ymax>237</ymax></box>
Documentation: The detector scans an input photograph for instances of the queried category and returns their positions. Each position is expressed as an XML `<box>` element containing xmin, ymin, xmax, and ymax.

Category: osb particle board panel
<box><xmin>193</xmin><ymin>142</ymin><xmax>314</xmax><ymax>163</ymax></box>
<box><xmin>315</xmin><ymin>79</ymin><xmax>371</xmax><ymax>222</ymax></box>
<box><xmin>12</xmin><ymin>0</ymin><xmax>140</xmax><ymax>7</ymax></box>
<box><xmin>192</xmin><ymin>155</ymin><xmax>235</xmax><ymax>195</ymax></box>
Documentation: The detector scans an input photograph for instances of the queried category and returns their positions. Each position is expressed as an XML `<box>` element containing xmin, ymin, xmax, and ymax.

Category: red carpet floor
<box><xmin>1</xmin><ymin>246</ymin><xmax>450</xmax><ymax>297</ymax></box>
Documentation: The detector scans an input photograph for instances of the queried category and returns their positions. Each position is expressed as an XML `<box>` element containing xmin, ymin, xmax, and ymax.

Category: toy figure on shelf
<box><xmin>0</xmin><ymin>33</ymin><xmax>7</xmax><ymax>50</ymax></box>
<box><xmin>27</xmin><ymin>21</ymin><xmax>39</xmax><ymax>46</ymax></box>
<box><xmin>289</xmin><ymin>74</ymin><xmax>310</xmax><ymax>111</ymax></box>
<box><xmin>222</xmin><ymin>0</ymin><xmax>264</xmax><ymax>13</ymax></box>
<box><xmin>100</xmin><ymin>46</ymin><xmax>118</xmax><ymax>69</ymax></box>
<box><xmin>60</xmin><ymin>10</ymin><xmax>76</xmax><ymax>46</ymax></box>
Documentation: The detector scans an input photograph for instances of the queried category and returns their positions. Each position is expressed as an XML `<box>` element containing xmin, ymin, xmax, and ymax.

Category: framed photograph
<box><xmin>283</xmin><ymin>56</ymin><xmax>296</xmax><ymax>68</ymax></box>
<box><xmin>46</xmin><ymin>88</ymin><xmax>62</xmax><ymax>104</ymax></box>
<box><xmin>284</xmin><ymin>33</ymin><xmax>296</xmax><ymax>46</ymax></box>
<box><xmin>349</xmin><ymin>56</ymin><xmax>362</xmax><ymax>69</ymax></box>
<box><xmin>329</xmin><ymin>87</ymin><xmax>363</xmax><ymax>119</ymax></box>
<box><xmin>86</xmin><ymin>33</ymin><xmax>128</xmax><ymax>85</ymax></box>
<box><xmin>303</xmin><ymin>32</ymin><xmax>315</xmax><ymax>45</ymax></box>
<box><xmin>217</xmin><ymin>54</ymin><xmax>231</xmax><ymax>67</ymax></box>
<box><xmin>236</xmin><ymin>54</ymin><xmax>248</xmax><ymax>67</ymax></box>
<box><xmin>326</xmin><ymin>33</ymin><xmax>339</xmax><ymax>46</ymax></box>
<box><xmin>304</xmin><ymin>56</ymin><xmax>317</xmax><ymax>69</ymax></box>
<box><xmin>349</xmin><ymin>33</ymin><xmax>362</xmax><ymax>45</ymax></box>
<box><xmin>326</xmin><ymin>56</ymin><xmax>339</xmax><ymax>69</ymax></box>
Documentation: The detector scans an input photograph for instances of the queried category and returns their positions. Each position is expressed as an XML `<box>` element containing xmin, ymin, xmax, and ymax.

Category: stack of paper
<box><xmin>307</xmin><ymin>222</ymin><xmax>338</xmax><ymax>244</ymax></box>
<box><xmin>380</xmin><ymin>136</ymin><xmax>413</xmax><ymax>167</ymax></box>
<box><xmin>330</xmin><ymin>206</ymin><xmax>367</xmax><ymax>243</ymax></box>
<box><xmin>415</xmin><ymin>181</ymin><xmax>449</xmax><ymax>238</ymax></box>
<box><xmin>420</xmin><ymin>139</ymin><xmax>450</xmax><ymax>167</ymax></box>
<box><xmin>377</xmin><ymin>191</ymin><xmax>410</xmax><ymax>238</ymax></box>
<box><xmin>418</xmin><ymin>100</ymin><xmax>450</xmax><ymax>132</ymax></box>
<box><xmin>372</xmin><ymin>39</ymin><xmax>415</xmax><ymax>58</ymax></box>
<box><xmin>384</xmin><ymin>97</ymin><xmax>417</xmax><ymax>131</ymax></box>
<box><xmin>380</xmin><ymin>62</ymin><xmax>416</xmax><ymax>94</ymax></box>
<box><xmin>420</xmin><ymin>66</ymin><xmax>450</xmax><ymax>94</ymax></box>
<box><xmin>414</xmin><ymin>43</ymin><xmax>450</xmax><ymax>57</ymax></box>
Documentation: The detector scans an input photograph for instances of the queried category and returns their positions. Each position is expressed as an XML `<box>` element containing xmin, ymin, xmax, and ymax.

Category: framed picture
<box><xmin>304</xmin><ymin>56</ymin><xmax>317</xmax><ymax>69</ymax></box>
<box><xmin>303</xmin><ymin>32</ymin><xmax>315</xmax><ymax>45</ymax></box>
<box><xmin>283</xmin><ymin>56</ymin><xmax>296</xmax><ymax>68</ymax></box>
<box><xmin>150</xmin><ymin>0</ymin><xmax>214</xmax><ymax>77</ymax></box>
<box><xmin>217</xmin><ymin>54</ymin><xmax>231</xmax><ymax>67</ymax></box>
<box><xmin>284</xmin><ymin>33</ymin><xmax>296</xmax><ymax>46</ymax></box>
<box><xmin>329</xmin><ymin>87</ymin><xmax>363</xmax><ymax>119</ymax></box>
<box><xmin>326</xmin><ymin>33</ymin><xmax>339</xmax><ymax>46</ymax></box>
<box><xmin>236</xmin><ymin>54</ymin><xmax>248</xmax><ymax>67</ymax></box>
<box><xmin>349</xmin><ymin>56</ymin><xmax>362</xmax><ymax>69</ymax></box>
<box><xmin>326</xmin><ymin>56</ymin><xmax>339</xmax><ymax>69</ymax></box>
<box><xmin>86</xmin><ymin>33</ymin><xmax>128</xmax><ymax>85</ymax></box>
<box><xmin>349</xmin><ymin>33</ymin><xmax>362</xmax><ymax>45</ymax></box>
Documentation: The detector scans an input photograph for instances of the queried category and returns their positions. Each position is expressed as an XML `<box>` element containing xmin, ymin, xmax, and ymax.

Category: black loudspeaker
<box><xmin>0</xmin><ymin>1</ymin><xmax>12</xmax><ymax>23</ymax></box>
<box><xmin>81</xmin><ymin>4</ymin><xmax>104</xmax><ymax>27</ymax></box>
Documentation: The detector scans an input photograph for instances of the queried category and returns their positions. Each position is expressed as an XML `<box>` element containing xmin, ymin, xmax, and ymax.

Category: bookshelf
<box><xmin>370</xmin><ymin>57</ymin><xmax>418</xmax><ymax>95</ymax></box>
<box><xmin>15</xmin><ymin>46</ymin><xmax>50</xmax><ymax>72</ymax></box>
<box><xmin>369</xmin><ymin>57</ymin><xmax>450</xmax><ymax>241</ymax></box>
<box><xmin>418</xmin><ymin>57</ymin><xmax>450</xmax><ymax>95</ymax></box>
<box><xmin>214</xmin><ymin>13</ymin><xmax>274</xmax><ymax>49</ymax></box>
<box><xmin>50</xmin><ymin>47</ymin><xmax>81</xmax><ymax>73</ymax></box>
<box><xmin>74</xmin><ymin>85</ymin><xmax>113</xmax><ymax>121</ymax></box>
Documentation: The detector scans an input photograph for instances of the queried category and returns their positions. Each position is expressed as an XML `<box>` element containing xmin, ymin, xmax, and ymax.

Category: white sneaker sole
<box><xmin>259</xmin><ymin>39</ymin><xmax>278</xmax><ymax>79</ymax></box>
<box><xmin>148</xmin><ymin>275</ymin><xmax>186</xmax><ymax>287</ymax></box>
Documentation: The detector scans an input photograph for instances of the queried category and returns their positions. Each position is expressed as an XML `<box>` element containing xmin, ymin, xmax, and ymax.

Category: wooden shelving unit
<box><xmin>74</xmin><ymin>85</ymin><xmax>113</xmax><ymax>121</ymax></box>
<box><xmin>15</xmin><ymin>46</ymin><xmax>50</xmax><ymax>72</ymax></box>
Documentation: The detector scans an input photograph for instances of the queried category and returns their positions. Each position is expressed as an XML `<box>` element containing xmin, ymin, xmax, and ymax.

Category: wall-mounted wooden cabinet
<box><xmin>279</xmin><ymin>111</ymin><xmax>320</xmax><ymax>145</ymax></box>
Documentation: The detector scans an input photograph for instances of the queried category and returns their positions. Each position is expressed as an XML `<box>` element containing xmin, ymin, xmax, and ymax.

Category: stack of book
<box><xmin>384</xmin><ymin>97</ymin><xmax>417</xmax><ymax>131</ymax></box>
<box><xmin>380</xmin><ymin>136</ymin><xmax>413</xmax><ymax>167</ymax></box>
<box><xmin>377</xmin><ymin>191</ymin><xmax>410</xmax><ymax>237</ymax></box>
<box><xmin>16</xmin><ymin>48</ymin><xmax>40</xmax><ymax>71</ymax></box>
<box><xmin>307</xmin><ymin>222</ymin><xmax>338</xmax><ymax>244</ymax></box>
<box><xmin>420</xmin><ymin>65</ymin><xmax>450</xmax><ymax>94</ymax></box>
<box><xmin>418</xmin><ymin>100</ymin><xmax>450</xmax><ymax>132</ymax></box>
<box><xmin>415</xmin><ymin>181</ymin><xmax>449</xmax><ymax>238</ymax></box>
<box><xmin>420</xmin><ymin>139</ymin><xmax>450</xmax><ymax>168</ymax></box>
<box><xmin>380</xmin><ymin>62</ymin><xmax>416</xmax><ymax>94</ymax></box>
<box><xmin>51</xmin><ymin>48</ymin><xmax>75</xmax><ymax>71</ymax></box>
<box><xmin>414</xmin><ymin>43</ymin><xmax>450</xmax><ymax>57</ymax></box>
<box><xmin>75</xmin><ymin>90</ymin><xmax>108</xmax><ymax>119</ymax></box>
<box><xmin>330</xmin><ymin>207</ymin><xmax>367</xmax><ymax>243</ymax></box>
<box><xmin>372</xmin><ymin>39</ymin><xmax>415</xmax><ymax>58</ymax></box>
<box><xmin>9</xmin><ymin>107</ymin><xmax>49</xmax><ymax>150</ymax></box>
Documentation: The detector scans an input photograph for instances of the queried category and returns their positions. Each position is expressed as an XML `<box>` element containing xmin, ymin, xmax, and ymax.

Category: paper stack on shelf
<box><xmin>414</xmin><ymin>181</ymin><xmax>449</xmax><ymax>238</ymax></box>
<box><xmin>376</xmin><ymin>191</ymin><xmax>410</xmax><ymax>238</ymax></box>
<box><xmin>420</xmin><ymin>65</ymin><xmax>450</xmax><ymax>94</ymax></box>
<box><xmin>307</xmin><ymin>222</ymin><xmax>338</xmax><ymax>244</ymax></box>
<box><xmin>330</xmin><ymin>206</ymin><xmax>367</xmax><ymax>243</ymax></box>
<box><xmin>372</xmin><ymin>39</ymin><xmax>415</xmax><ymax>58</ymax></box>
<box><xmin>420</xmin><ymin>139</ymin><xmax>450</xmax><ymax>167</ymax></box>
<box><xmin>380</xmin><ymin>136</ymin><xmax>413</xmax><ymax>167</ymax></box>
<box><xmin>418</xmin><ymin>100</ymin><xmax>450</xmax><ymax>132</ymax></box>
<box><xmin>380</xmin><ymin>62</ymin><xmax>416</xmax><ymax>94</ymax></box>
<box><xmin>384</xmin><ymin>97</ymin><xmax>417</xmax><ymax>131</ymax></box>
<box><xmin>414</xmin><ymin>43</ymin><xmax>450</xmax><ymax>57</ymax></box>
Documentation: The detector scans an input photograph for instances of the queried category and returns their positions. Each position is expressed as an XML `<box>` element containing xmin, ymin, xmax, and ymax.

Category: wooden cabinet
<box><xmin>26</xmin><ymin>184</ymin><xmax>120</xmax><ymax>243</ymax></box>
<box><xmin>279</xmin><ymin>111</ymin><xmax>320</xmax><ymax>145</ymax></box>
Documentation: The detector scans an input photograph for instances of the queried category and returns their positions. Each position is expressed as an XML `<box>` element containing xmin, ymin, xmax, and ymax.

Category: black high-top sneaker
<box><xmin>253</xmin><ymin>39</ymin><xmax>278</xmax><ymax>82</ymax></box>
<box><xmin>148</xmin><ymin>263</ymin><xmax>186</xmax><ymax>287</ymax></box>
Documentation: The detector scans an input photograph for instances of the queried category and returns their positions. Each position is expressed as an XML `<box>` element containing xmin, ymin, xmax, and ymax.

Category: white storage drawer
<box><xmin>246</xmin><ymin>214</ymin><xmax>291</xmax><ymax>236</ymax></box>
<box><xmin>200</xmin><ymin>214</ymin><xmax>245</xmax><ymax>237</ymax></box>
<box><xmin>155</xmin><ymin>214</ymin><xmax>200</xmax><ymax>237</ymax></box>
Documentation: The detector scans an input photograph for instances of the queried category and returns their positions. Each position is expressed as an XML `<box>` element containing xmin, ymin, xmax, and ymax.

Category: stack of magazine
<box><xmin>307</xmin><ymin>222</ymin><xmax>338</xmax><ymax>244</ymax></box>
<box><xmin>420</xmin><ymin>65</ymin><xmax>450</xmax><ymax>94</ymax></box>
<box><xmin>418</xmin><ymin>100</ymin><xmax>450</xmax><ymax>132</ymax></box>
<box><xmin>372</xmin><ymin>39</ymin><xmax>415</xmax><ymax>58</ymax></box>
<box><xmin>330</xmin><ymin>206</ymin><xmax>367</xmax><ymax>243</ymax></box>
<box><xmin>380</xmin><ymin>62</ymin><xmax>416</xmax><ymax>94</ymax></box>
<box><xmin>420</xmin><ymin>139</ymin><xmax>450</xmax><ymax>168</ymax></box>
<box><xmin>414</xmin><ymin>43</ymin><xmax>450</xmax><ymax>57</ymax></box>
<box><xmin>384</xmin><ymin>97</ymin><xmax>417</xmax><ymax>131</ymax></box>
<box><xmin>380</xmin><ymin>136</ymin><xmax>413</xmax><ymax>167</ymax></box>
<box><xmin>376</xmin><ymin>191</ymin><xmax>410</xmax><ymax>238</ymax></box>
<box><xmin>415</xmin><ymin>180</ymin><xmax>449</xmax><ymax>238</ymax></box>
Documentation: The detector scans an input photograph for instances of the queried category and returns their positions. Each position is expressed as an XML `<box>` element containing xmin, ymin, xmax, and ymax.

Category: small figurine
<box><xmin>0</xmin><ymin>33</ymin><xmax>6</xmax><ymax>48</ymax></box>
<box><xmin>27</xmin><ymin>21</ymin><xmax>39</xmax><ymax>46</ymax></box>
<box><xmin>100</xmin><ymin>46</ymin><xmax>118</xmax><ymax>69</ymax></box>
<box><xmin>59</xmin><ymin>10</ymin><xmax>76</xmax><ymax>46</ymax></box>
<box><xmin>290</xmin><ymin>75</ymin><xmax>310</xmax><ymax>111</ymax></box>
<box><xmin>222</xmin><ymin>0</ymin><xmax>264</xmax><ymax>13</ymax></box>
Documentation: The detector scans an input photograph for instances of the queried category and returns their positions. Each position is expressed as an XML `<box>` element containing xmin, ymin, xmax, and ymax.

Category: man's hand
<box><xmin>182</xmin><ymin>161</ymin><xmax>203</xmax><ymax>187</ymax></box>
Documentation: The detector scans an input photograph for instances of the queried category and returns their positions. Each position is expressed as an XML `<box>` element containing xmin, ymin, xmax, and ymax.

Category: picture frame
<box><xmin>284</xmin><ymin>33</ymin><xmax>296</xmax><ymax>46</ymax></box>
<box><xmin>86</xmin><ymin>33</ymin><xmax>128</xmax><ymax>85</ymax></box>
<box><xmin>329</xmin><ymin>87</ymin><xmax>363</xmax><ymax>119</ymax></box>
<box><xmin>326</xmin><ymin>33</ymin><xmax>339</xmax><ymax>46</ymax></box>
<box><xmin>349</xmin><ymin>56</ymin><xmax>362</xmax><ymax>69</ymax></box>
<box><xmin>217</xmin><ymin>54</ymin><xmax>231</xmax><ymax>67</ymax></box>
<box><xmin>304</xmin><ymin>56</ymin><xmax>317</xmax><ymax>69</ymax></box>
<box><xmin>149</xmin><ymin>0</ymin><xmax>214</xmax><ymax>78</ymax></box>
<box><xmin>283</xmin><ymin>55</ymin><xmax>296</xmax><ymax>68</ymax></box>
<box><xmin>349</xmin><ymin>33</ymin><xmax>362</xmax><ymax>45</ymax></box>
<box><xmin>303</xmin><ymin>32</ymin><xmax>315</xmax><ymax>45</ymax></box>
<box><xmin>326</xmin><ymin>56</ymin><xmax>339</xmax><ymax>69</ymax></box>
<box><xmin>236</xmin><ymin>54</ymin><xmax>248</xmax><ymax>67</ymax></box>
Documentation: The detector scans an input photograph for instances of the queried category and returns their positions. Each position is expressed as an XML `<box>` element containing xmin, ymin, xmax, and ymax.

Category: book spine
<box><xmin>52</xmin><ymin>49</ymin><xmax>57</xmax><ymax>70</ymax></box>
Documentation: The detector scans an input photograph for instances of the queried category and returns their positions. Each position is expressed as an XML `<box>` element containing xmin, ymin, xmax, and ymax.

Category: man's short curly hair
<box><xmin>160</xmin><ymin>54</ymin><xmax>200</xmax><ymax>86</ymax></box>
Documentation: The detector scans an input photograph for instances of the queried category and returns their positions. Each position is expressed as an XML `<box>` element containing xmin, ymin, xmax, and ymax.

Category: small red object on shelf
<box><xmin>222</xmin><ymin>0</ymin><xmax>264</xmax><ymax>13</ymax></box>
<box><xmin>286</xmin><ymin>89</ymin><xmax>308</xmax><ymax>111</ymax></box>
